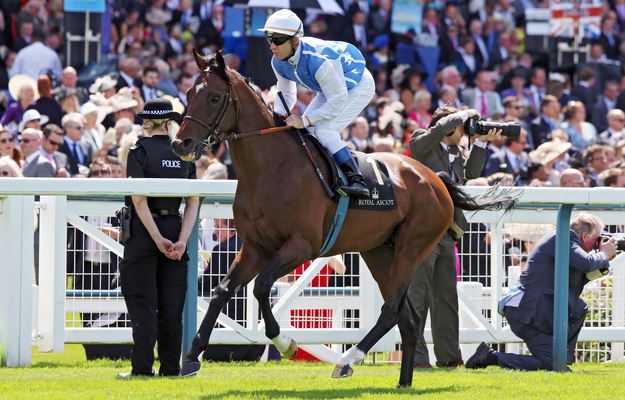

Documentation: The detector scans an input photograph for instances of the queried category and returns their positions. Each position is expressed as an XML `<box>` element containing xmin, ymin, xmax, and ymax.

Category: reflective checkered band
<box><xmin>142</xmin><ymin>110</ymin><xmax>173</xmax><ymax>115</ymax></box>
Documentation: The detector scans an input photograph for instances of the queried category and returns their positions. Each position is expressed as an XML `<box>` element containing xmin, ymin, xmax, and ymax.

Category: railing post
<box><xmin>553</xmin><ymin>203</ymin><xmax>574</xmax><ymax>371</ymax></box>
<box><xmin>182</xmin><ymin>202</ymin><xmax>201</xmax><ymax>357</ymax></box>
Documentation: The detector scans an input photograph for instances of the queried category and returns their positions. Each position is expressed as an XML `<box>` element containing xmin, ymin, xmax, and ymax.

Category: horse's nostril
<box><xmin>182</xmin><ymin>138</ymin><xmax>194</xmax><ymax>149</ymax></box>
<box><xmin>173</xmin><ymin>138</ymin><xmax>194</xmax><ymax>151</ymax></box>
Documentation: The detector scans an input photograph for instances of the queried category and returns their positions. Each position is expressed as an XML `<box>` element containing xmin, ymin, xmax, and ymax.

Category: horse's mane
<box><xmin>202</xmin><ymin>52</ymin><xmax>273</xmax><ymax>115</ymax></box>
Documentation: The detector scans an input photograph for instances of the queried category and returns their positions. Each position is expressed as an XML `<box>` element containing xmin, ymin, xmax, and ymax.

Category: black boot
<box><xmin>337</xmin><ymin>158</ymin><xmax>370</xmax><ymax>199</ymax></box>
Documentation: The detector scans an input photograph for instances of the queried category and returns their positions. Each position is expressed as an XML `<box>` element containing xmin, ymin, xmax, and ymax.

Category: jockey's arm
<box><xmin>272</xmin><ymin>63</ymin><xmax>297</xmax><ymax>116</ymax></box>
<box><xmin>301</xmin><ymin>60</ymin><xmax>348</xmax><ymax>127</ymax></box>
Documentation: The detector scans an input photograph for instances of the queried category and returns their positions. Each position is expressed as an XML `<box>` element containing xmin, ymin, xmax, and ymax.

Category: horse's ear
<box><xmin>215</xmin><ymin>51</ymin><xmax>227</xmax><ymax>71</ymax></box>
<box><xmin>193</xmin><ymin>48</ymin><xmax>209</xmax><ymax>71</ymax></box>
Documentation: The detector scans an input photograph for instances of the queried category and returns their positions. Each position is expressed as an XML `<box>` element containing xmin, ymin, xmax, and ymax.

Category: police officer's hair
<box><xmin>142</xmin><ymin>118</ymin><xmax>169</xmax><ymax>131</ymax></box>
<box><xmin>570</xmin><ymin>212</ymin><xmax>603</xmax><ymax>238</ymax></box>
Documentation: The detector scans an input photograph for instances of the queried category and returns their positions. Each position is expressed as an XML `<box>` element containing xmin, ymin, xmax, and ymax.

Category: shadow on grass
<box><xmin>197</xmin><ymin>385</ymin><xmax>458</xmax><ymax>399</ymax></box>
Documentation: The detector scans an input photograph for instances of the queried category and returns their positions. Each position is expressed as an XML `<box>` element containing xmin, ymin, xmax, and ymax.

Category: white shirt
<box><xmin>9</xmin><ymin>42</ymin><xmax>63</xmax><ymax>80</ymax></box>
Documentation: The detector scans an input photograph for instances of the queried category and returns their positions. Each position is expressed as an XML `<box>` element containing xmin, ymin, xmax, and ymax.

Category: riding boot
<box><xmin>337</xmin><ymin>157</ymin><xmax>370</xmax><ymax>199</ymax></box>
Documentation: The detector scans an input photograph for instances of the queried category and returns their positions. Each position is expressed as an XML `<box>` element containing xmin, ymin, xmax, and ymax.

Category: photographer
<box><xmin>407</xmin><ymin>105</ymin><xmax>502</xmax><ymax>368</ymax></box>
<box><xmin>466</xmin><ymin>212</ymin><xmax>618</xmax><ymax>371</ymax></box>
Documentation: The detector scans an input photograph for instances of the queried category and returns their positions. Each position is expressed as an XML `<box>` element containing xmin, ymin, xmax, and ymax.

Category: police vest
<box><xmin>127</xmin><ymin>135</ymin><xmax>194</xmax><ymax>211</ymax></box>
<box><xmin>271</xmin><ymin>37</ymin><xmax>366</xmax><ymax>92</ymax></box>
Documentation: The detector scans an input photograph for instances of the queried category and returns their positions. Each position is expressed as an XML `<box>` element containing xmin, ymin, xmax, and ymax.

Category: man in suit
<box><xmin>524</xmin><ymin>67</ymin><xmax>547</xmax><ymax>117</ymax></box>
<box><xmin>461</xmin><ymin>70</ymin><xmax>503</xmax><ymax>119</ymax></box>
<box><xmin>59</xmin><ymin>113</ymin><xmax>93</xmax><ymax>177</ymax></box>
<box><xmin>530</xmin><ymin>95</ymin><xmax>560</xmax><ymax>148</ymax></box>
<box><xmin>591</xmin><ymin>80</ymin><xmax>619</xmax><ymax>133</ymax></box>
<box><xmin>20</xmin><ymin>128</ymin><xmax>55</xmax><ymax>177</ymax></box>
<box><xmin>570</xmin><ymin>66</ymin><xmax>596</xmax><ymax>113</ymax></box>
<box><xmin>451</xmin><ymin>36</ymin><xmax>481</xmax><ymax>87</ymax></box>
<box><xmin>466</xmin><ymin>212</ymin><xmax>617</xmax><ymax>371</ymax></box>
<box><xmin>116</xmin><ymin>58</ymin><xmax>141</xmax><ymax>92</ymax></box>
<box><xmin>408</xmin><ymin>106</ymin><xmax>502</xmax><ymax>368</ymax></box>
<box><xmin>482</xmin><ymin>130</ymin><xmax>530</xmax><ymax>184</ymax></box>
<box><xmin>139</xmin><ymin>66</ymin><xmax>161</xmax><ymax>102</ymax></box>
<box><xmin>599</xmin><ymin>15</ymin><xmax>621</xmax><ymax>61</ymax></box>
<box><xmin>342</xmin><ymin>8</ymin><xmax>370</xmax><ymax>56</ymax></box>
<box><xmin>468</xmin><ymin>19</ymin><xmax>489</xmax><ymax>69</ymax></box>
<box><xmin>597</xmin><ymin>109</ymin><xmax>625</xmax><ymax>147</ymax></box>
<box><xmin>488</xmin><ymin>30</ymin><xmax>511</xmax><ymax>70</ymax></box>
<box><xmin>345</xmin><ymin>117</ymin><xmax>374</xmax><ymax>153</ymax></box>
<box><xmin>40</xmin><ymin>124</ymin><xmax>70</xmax><ymax>178</ymax></box>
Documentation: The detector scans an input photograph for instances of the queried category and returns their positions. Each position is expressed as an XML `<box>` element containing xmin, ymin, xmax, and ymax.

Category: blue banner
<box><xmin>64</xmin><ymin>0</ymin><xmax>105</xmax><ymax>13</ymax></box>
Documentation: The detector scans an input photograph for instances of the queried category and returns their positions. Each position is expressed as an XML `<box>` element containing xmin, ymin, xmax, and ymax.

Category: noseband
<box><xmin>183</xmin><ymin>72</ymin><xmax>238</xmax><ymax>150</ymax></box>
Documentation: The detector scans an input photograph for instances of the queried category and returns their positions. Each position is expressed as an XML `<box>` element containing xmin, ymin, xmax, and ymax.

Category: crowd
<box><xmin>1</xmin><ymin>0</ymin><xmax>624</xmax><ymax>372</ymax></box>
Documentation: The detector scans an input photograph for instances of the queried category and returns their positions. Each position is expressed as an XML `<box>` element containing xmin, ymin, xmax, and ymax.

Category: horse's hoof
<box><xmin>281</xmin><ymin>338</ymin><xmax>298</xmax><ymax>359</ymax></box>
<box><xmin>331</xmin><ymin>364</ymin><xmax>353</xmax><ymax>378</ymax></box>
<box><xmin>179</xmin><ymin>362</ymin><xmax>201</xmax><ymax>377</ymax></box>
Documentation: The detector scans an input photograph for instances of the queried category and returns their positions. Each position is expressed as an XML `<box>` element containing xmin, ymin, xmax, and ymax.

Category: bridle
<box><xmin>182</xmin><ymin>69</ymin><xmax>291</xmax><ymax>151</ymax></box>
<box><xmin>183</xmin><ymin>71</ymin><xmax>238</xmax><ymax>151</ymax></box>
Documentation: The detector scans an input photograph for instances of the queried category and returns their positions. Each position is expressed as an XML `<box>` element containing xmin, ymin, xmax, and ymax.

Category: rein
<box><xmin>183</xmin><ymin>70</ymin><xmax>290</xmax><ymax>149</ymax></box>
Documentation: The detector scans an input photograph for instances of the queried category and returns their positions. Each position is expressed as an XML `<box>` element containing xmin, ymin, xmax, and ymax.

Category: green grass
<box><xmin>0</xmin><ymin>345</ymin><xmax>624</xmax><ymax>399</ymax></box>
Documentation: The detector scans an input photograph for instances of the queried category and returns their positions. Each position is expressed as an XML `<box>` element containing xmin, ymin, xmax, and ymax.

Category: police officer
<box><xmin>118</xmin><ymin>98</ymin><xmax>199</xmax><ymax>377</ymax></box>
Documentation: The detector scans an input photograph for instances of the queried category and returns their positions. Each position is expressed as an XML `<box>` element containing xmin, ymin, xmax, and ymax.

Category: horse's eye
<box><xmin>211</xmin><ymin>95</ymin><xmax>221</xmax><ymax>103</ymax></box>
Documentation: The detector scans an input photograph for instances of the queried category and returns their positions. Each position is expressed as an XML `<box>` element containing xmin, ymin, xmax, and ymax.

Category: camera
<box><xmin>464</xmin><ymin>115</ymin><xmax>521</xmax><ymax>138</ymax></box>
<box><xmin>595</xmin><ymin>233</ymin><xmax>625</xmax><ymax>251</ymax></box>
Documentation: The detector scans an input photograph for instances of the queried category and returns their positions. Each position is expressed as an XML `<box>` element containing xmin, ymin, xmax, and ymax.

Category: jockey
<box><xmin>259</xmin><ymin>9</ymin><xmax>374</xmax><ymax>199</ymax></box>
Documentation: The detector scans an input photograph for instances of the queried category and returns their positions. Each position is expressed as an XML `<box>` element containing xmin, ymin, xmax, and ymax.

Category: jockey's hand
<box><xmin>286</xmin><ymin>115</ymin><xmax>305</xmax><ymax>129</ymax></box>
<box><xmin>476</xmin><ymin>128</ymin><xmax>502</xmax><ymax>142</ymax></box>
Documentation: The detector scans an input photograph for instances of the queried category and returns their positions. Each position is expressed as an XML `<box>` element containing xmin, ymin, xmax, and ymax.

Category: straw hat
<box><xmin>107</xmin><ymin>89</ymin><xmax>139</xmax><ymax>113</ymax></box>
<box><xmin>529</xmin><ymin>140</ymin><xmax>572</xmax><ymax>165</ymax></box>
<box><xmin>80</xmin><ymin>102</ymin><xmax>107</xmax><ymax>126</ymax></box>
<box><xmin>145</xmin><ymin>8</ymin><xmax>173</xmax><ymax>25</ymax></box>
<box><xmin>9</xmin><ymin>74</ymin><xmax>39</xmax><ymax>101</ymax></box>
<box><xmin>161</xmin><ymin>95</ymin><xmax>185</xmax><ymax>116</ymax></box>
<box><xmin>503</xmin><ymin>223</ymin><xmax>555</xmax><ymax>242</ymax></box>
<box><xmin>89</xmin><ymin>75</ymin><xmax>118</xmax><ymax>94</ymax></box>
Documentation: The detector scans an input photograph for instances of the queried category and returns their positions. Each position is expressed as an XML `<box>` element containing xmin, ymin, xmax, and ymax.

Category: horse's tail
<box><xmin>436</xmin><ymin>172</ymin><xmax>518</xmax><ymax>214</ymax></box>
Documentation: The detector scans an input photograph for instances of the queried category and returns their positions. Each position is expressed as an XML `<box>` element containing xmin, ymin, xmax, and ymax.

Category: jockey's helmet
<box><xmin>258</xmin><ymin>9</ymin><xmax>304</xmax><ymax>38</ymax></box>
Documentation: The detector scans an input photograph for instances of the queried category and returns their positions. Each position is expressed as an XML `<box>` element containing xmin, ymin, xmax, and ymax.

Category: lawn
<box><xmin>0</xmin><ymin>345</ymin><xmax>624</xmax><ymax>399</ymax></box>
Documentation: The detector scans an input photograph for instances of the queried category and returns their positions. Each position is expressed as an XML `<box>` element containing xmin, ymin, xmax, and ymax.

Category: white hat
<box><xmin>80</xmin><ymin>102</ymin><xmax>107</xmax><ymax>126</ymax></box>
<box><xmin>257</xmin><ymin>9</ymin><xmax>304</xmax><ymax>38</ymax></box>
<box><xmin>18</xmin><ymin>109</ymin><xmax>49</xmax><ymax>133</ymax></box>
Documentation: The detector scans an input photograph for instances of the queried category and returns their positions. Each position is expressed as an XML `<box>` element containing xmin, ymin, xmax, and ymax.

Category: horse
<box><xmin>172</xmin><ymin>50</ymin><xmax>514</xmax><ymax>387</ymax></box>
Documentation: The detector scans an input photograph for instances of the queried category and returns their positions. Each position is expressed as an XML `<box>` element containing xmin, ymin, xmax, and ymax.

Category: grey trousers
<box><xmin>408</xmin><ymin>231</ymin><xmax>462</xmax><ymax>366</ymax></box>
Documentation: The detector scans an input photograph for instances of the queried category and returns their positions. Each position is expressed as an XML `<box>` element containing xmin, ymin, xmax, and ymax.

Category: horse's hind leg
<box><xmin>396</xmin><ymin>297</ymin><xmax>420</xmax><ymax>387</ymax></box>
<box><xmin>180</xmin><ymin>245</ymin><xmax>268</xmax><ymax>376</ymax></box>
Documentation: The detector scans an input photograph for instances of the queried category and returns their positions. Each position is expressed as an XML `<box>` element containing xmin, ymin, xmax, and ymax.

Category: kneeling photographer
<box><xmin>466</xmin><ymin>212</ymin><xmax>619</xmax><ymax>371</ymax></box>
<box><xmin>407</xmin><ymin>105</ymin><xmax>513</xmax><ymax>368</ymax></box>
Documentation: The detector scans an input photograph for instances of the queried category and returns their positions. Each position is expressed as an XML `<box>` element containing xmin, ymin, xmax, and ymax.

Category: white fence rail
<box><xmin>1</xmin><ymin>179</ymin><xmax>625</xmax><ymax>367</ymax></box>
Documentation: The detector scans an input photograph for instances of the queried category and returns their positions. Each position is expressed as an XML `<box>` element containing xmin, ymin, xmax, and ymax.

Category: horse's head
<box><xmin>172</xmin><ymin>50</ymin><xmax>237</xmax><ymax>161</ymax></box>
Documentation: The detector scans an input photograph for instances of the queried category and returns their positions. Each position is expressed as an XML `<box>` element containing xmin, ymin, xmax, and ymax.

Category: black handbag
<box><xmin>115</xmin><ymin>206</ymin><xmax>132</xmax><ymax>244</ymax></box>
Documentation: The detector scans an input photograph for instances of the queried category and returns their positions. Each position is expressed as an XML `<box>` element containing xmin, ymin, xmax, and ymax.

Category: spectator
<box><xmin>9</xmin><ymin>28</ymin><xmax>63</xmax><ymax>81</ymax></box>
<box><xmin>28</xmin><ymin>75</ymin><xmax>62</xmax><ymax>127</ymax></box>
<box><xmin>601</xmin><ymin>167</ymin><xmax>625</xmax><ymax>187</ymax></box>
<box><xmin>20</xmin><ymin>127</ymin><xmax>53</xmax><ymax>177</ymax></box>
<box><xmin>451</xmin><ymin>36</ymin><xmax>480</xmax><ymax>87</ymax></box>
<box><xmin>599</xmin><ymin>15</ymin><xmax>621</xmax><ymax>61</ymax></box>
<box><xmin>40</xmin><ymin>124</ymin><xmax>70</xmax><ymax>178</ymax></box>
<box><xmin>500</xmin><ymin>71</ymin><xmax>527</xmax><ymax>107</ymax></box>
<box><xmin>584</xmin><ymin>144</ymin><xmax>613</xmax><ymax>184</ymax></box>
<box><xmin>559</xmin><ymin>168</ymin><xmax>586</xmax><ymax>187</ymax></box>
<box><xmin>439</xmin><ymin>23</ymin><xmax>461</xmax><ymax>66</ymax></box>
<box><xmin>18</xmin><ymin>109</ymin><xmax>48</xmax><ymax>134</ymax></box>
<box><xmin>436</xmin><ymin>84</ymin><xmax>459</xmax><ymax>110</ymax></box>
<box><xmin>524</xmin><ymin>67</ymin><xmax>547</xmax><ymax>117</ymax></box>
<box><xmin>591</xmin><ymin>80</ymin><xmax>619</xmax><ymax>133</ymax></box>
<box><xmin>59</xmin><ymin>112</ymin><xmax>93</xmax><ymax>177</ymax></box>
<box><xmin>597</xmin><ymin>109</ymin><xmax>625</xmax><ymax>147</ymax></box>
<box><xmin>482</xmin><ymin>130</ymin><xmax>530</xmax><ymax>184</ymax></box>
<box><xmin>345</xmin><ymin>116</ymin><xmax>373</xmax><ymax>153</ymax></box>
<box><xmin>342</xmin><ymin>8</ymin><xmax>370</xmax><ymax>56</ymax></box>
<box><xmin>116</xmin><ymin>58</ymin><xmax>141</xmax><ymax>91</ymax></box>
<box><xmin>560</xmin><ymin>101</ymin><xmax>597</xmax><ymax>152</ymax></box>
<box><xmin>0</xmin><ymin>155</ymin><xmax>23</xmax><ymax>177</ymax></box>
<box><xmin>393</xmin><ymin>64</ymin><xmax>428</xmax><ymax>116</ymax></box>
<box><xmin>408</xmin><ymin>90</ymin><xmax>432</xmax><ymax>130</ymax></box>
<box><xmin>80</xmin><ymin>102</ymin><xmax>107</xmax><ymax>157</ymax></box>
<box><xmin>488</xmin><ymin>29</ymin><xmax>512</xmax><ymax>70</ymax></box>
<box><xmin>408</xmin><ymin>105</ymin><xmax>501</xmax><ymax>369</ymax></box>
<box><xmin>530</xmin><ymin>94</ymin><xmax>560</xmax><ymax>147</ymax></box>
<box><xmin>502</xmin><ymin>96</ymin><xmax>531</xmax><ymax>136</ymax></box>
<box><xmin>462</xmin><ymin>70</ymin><xmax>503</xmax><ymax>119</ymax></box>
<box><xmin>468</xmin><ymin>19</ymin><xmax>489</xmax><ymax>69</ymax></box>
<box><xmin>1</xmin><ymin>74</ymin><xmax>38</xmax><ymax>134</ymax></box>
<box><xmin>107</xmin><ymin>155</ymin><xmax>124</xmax><ymax>178</ymax></box>
<box><xmin>466</xmin><ymin>212</ymin><xmax>617</xmax><ymax>371</ymax></box>
<box><xmin>12</xmin><ymin>21</ymin><xmax>33</xmax><ymax>52</ymax></box>
<box><xmin>571</xmin><ymin>67</ymin><xmax>597</xmax><ymax>114</ymax></box>
<box><xmin>54</xmin><ymin>67</ymin><xmax>88</xmax><ymax>105</ymax></box>
<box><xmin>0</xmin><ymin>126</ymin><xmax>24</xmax><ymax>167</ymax></box>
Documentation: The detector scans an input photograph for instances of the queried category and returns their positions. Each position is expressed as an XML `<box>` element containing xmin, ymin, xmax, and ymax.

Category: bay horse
<box><xmin>172</xmin><ymin>50</ymin><xmax>514</xmax><ymax>387</ymax></box>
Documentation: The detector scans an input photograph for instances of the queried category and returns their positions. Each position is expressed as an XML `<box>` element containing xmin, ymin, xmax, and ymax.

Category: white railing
<box><xmin>1</xmin><ymin>180</ymin><xmax>625</xmax><ymax>367</ymax></box>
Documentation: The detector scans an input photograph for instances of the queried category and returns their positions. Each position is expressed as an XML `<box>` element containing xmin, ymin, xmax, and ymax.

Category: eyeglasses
<box><xmin>266</xmin><ymin>35</ymin><xmax>292</xmax><ymax>46</ymax></box>
<box><xmin>91</xmin><ymin>169</ymin><xmax>110</xmax><ymax>176</ymax></box>
<box><xmin>48</xmin><ymin>139</ymin><xmax>62</xmax><ymax>146</ymax></box>
<box><xmin>72</xmin><ymin>126</ymin><xmax>85</xmax><ymax>131</ymax></box>
<box><xmin>1</xmin><ymin>171</ymin><xmax>10</xmax><ymax>176</ymax></box>
<box><xmin>1</xmin><ymin>137</ymin><xmax>15</xmax><ymax>143</ymax></box>
<box><xmin>512</xmin><ymin>106</ymin><xmax>522</xmax><ymax>110</ymax></box>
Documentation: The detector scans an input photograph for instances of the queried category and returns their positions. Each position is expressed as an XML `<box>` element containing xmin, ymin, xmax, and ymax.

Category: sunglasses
<box><xmin>72</xmin><ymin>126</ymin><xmax>85</xmax><ymax>130</ymax></box>
<box><xmin>1</xmin><ymin>137</ymin><xmax>15</xmax><ymax>143</ymax></box>
<box><xmin>91</xmin><ymin>169</ymin><xmax>110</xmax><ymax>176</ymax></box>
<box><xmin>48</xmin><ymin>139</ymin><xmax>62</xmax><ymax>146</ymax></box>
<box><xmin>1</xmin><ymin>170</ymin><xmax>10</xmax><ymax>176</ymax></box>
<box><xmin>266</xmin><ymin>35</ymin><xmax>292</xmax><ymax>46</ymax></box>
<box><xmin>20</xmin><ymin>138</ymin><xmax>35</xmax><ymax>143</ymax></box>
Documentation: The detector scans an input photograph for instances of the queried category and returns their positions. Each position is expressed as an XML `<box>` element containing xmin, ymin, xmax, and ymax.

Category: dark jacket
<box><xmin>409</xmin><ymin>112</ymin><xmax>489</xmax><ymax>238</ymax></box>
<box><xmin>507</xmin><ymin>229</ymin><xmax>610</xmax><ymax>335</ymax></box>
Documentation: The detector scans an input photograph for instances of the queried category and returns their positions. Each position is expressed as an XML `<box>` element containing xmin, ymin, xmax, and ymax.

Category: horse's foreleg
<box><xmin>181</xmin><ymin>245</ymin><xmax>267</xmax><ymax>376</ymax></box>
<box><xmin>253</xmin><ymin>238</ymin><xmax>310</xmax><ymax>359</ymax></box>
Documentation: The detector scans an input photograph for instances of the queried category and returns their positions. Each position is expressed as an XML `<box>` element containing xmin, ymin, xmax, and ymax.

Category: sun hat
<box><xmin>529</xmin><ymin>140</ymin><xmax>572</xmax><ymax>166</ymax></box>
<box><xmin>89</xmin><ymin>75</ymin><xmax>118</xmax><ymax>94</ymax></box>
<box><xmin>136</xmin><ymin>98</ymin><xmax>181</xmax><ymax>120</ymax></box>
<box><xmin>8</xmin><ymin>74</ymin><xmax>39</xmax><ymax>101</ymax></box>
<box><xmin>18</xmin><ymin>109</ymin><xmax>49</xmax><ymax>132</ymax></box>
<box><xmin>80</xmin><ymin>102</ymin><xmax>107</xmax><ymax>126</ymax></box>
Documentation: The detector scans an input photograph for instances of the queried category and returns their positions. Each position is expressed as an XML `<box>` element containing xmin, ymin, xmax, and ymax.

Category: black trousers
<box><xmin>120</xmin><ymin>215</ymin><xmax>188</xmax><ymax>376</ymax></box>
